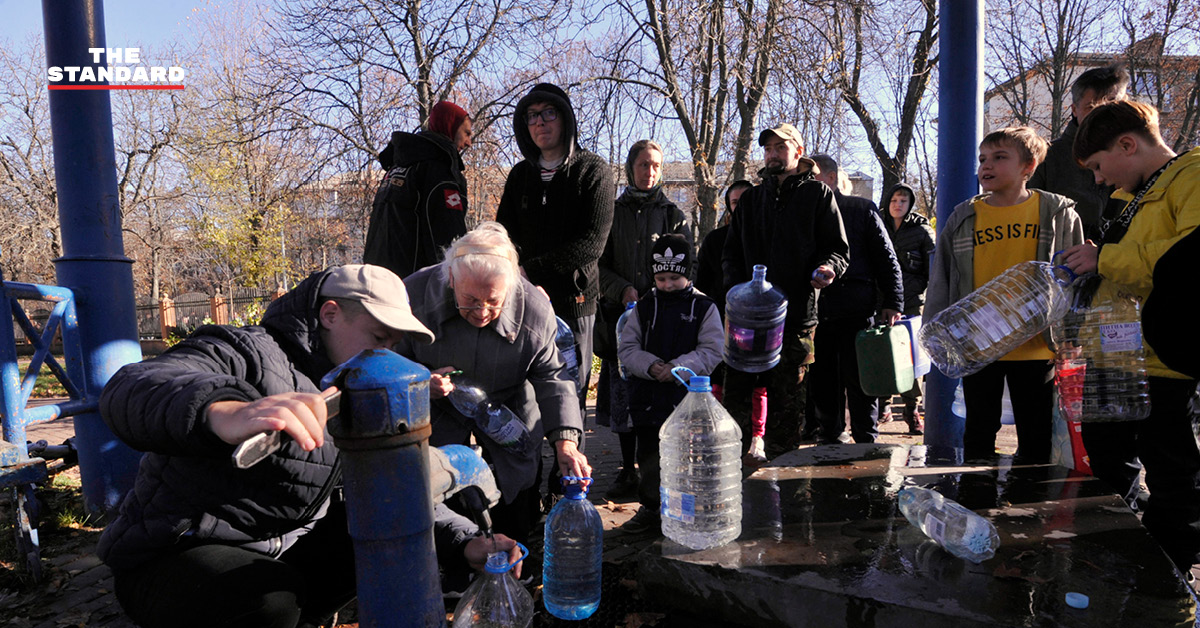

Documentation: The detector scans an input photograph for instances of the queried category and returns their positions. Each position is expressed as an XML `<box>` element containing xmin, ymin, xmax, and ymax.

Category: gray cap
<box><xmin>320</xmin><ymin>264</ymin><xmax>435</xmax><ymax>344</ymax></box>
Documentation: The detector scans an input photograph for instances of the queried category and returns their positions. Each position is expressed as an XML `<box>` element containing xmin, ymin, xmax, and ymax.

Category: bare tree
<box><xmin>589</xmin><ymin>0</ymin><xmax>784</xmax><ymax>239</ymax></box>
<box><xmin>1120</xmin><ymin>0</ymin><xmax>1200</xmax><ymax>151</ymax></box>
<box><xmin>0</xmin><ymin>38</ymin><xmax>60</xmax><ymax>284</ymax></box>
<box><xmin>986</xmin><ymin>0</ymin><xmax>1116</xmax><ymax>137</ymax></box>
<box><xmin>792</xmin><ymin>0</ymin><xmax>938</xmax><ymax>200</ymax></box>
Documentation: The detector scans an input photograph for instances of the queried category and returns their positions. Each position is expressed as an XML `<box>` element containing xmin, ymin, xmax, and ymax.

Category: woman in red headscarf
<box><xmin>364</xmin><ymin>101</ymin><xmax>475</xmax><ymax>278</ymax></box>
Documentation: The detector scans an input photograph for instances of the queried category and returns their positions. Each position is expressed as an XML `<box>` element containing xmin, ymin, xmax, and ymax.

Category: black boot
<box><xmin>605</xmin><ymin>467</ymin><xmax>640</xmax><ymax>501</ymax></box>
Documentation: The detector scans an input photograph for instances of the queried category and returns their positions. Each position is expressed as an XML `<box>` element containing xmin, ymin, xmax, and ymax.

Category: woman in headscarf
<box><xmin>395</xmin><ymin>222</ymin><xmax>591</xmax><ymax>544</ymax></box>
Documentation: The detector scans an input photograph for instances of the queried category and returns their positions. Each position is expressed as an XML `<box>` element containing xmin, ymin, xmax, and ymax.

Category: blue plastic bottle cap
<box><xmin>1065</xmin><ymin>592</ymin><xmax>1089</xmax><ymax>609</ymax></box>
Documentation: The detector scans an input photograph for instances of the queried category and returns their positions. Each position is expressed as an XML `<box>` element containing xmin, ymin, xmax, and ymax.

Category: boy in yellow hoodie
<box><xmin>1061</xmin><ymin>99</ymin><xmax>1200</xmax><ymax>577</ymax></box>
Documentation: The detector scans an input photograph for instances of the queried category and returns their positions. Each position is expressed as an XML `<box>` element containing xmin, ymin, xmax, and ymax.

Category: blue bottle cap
<box><xmin>687</xmin><ymin>375</ymin><xmax>711</xmax><ymax>392</ymax></box>
<box><xmin>1065</xmin><ymin>592</ymin><xmax>1089</xmax><ymax>609</ymax></box>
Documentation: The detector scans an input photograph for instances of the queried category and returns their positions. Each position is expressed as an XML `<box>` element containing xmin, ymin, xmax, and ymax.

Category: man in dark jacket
<box><xmin>722</xmin><ymin>124</ymin><xmax>850</xmax><ymax>455</ymax></box>
<box><xmin>364</xmin><ymin>101</ymin><xmax>473</xmax><ymax>277</ymax></box>
<box><xmin>1028</xmin><ymin>66</ymin><xmax>1128</xmax><ymax>241</ymax></box>
<box><xmin>496</xmin><ymin>83</ymin><xmax>615</xmax><ymax>403</ymax></box>
<box><xmin>806</xmin><ymin>155</ymin><xmax>903</xmax><ymax>444</ymax></box>
<box><xmin>97</xmin><ymin>264</ymin><xmax>518</xmax><ymax>628</ymax></box>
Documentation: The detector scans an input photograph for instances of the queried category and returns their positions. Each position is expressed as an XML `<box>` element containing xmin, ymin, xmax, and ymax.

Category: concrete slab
<box><xmin>639</xmin><ymin>443</ymin><xmax>1196</xmax><ymax>628</ymax></box>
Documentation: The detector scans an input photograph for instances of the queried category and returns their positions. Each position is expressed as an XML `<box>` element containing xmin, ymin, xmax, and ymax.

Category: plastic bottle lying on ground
<box><xmin>898</xmin><ymin>486</ymin><xmax>999</xmax><ymax>563</ymax></box>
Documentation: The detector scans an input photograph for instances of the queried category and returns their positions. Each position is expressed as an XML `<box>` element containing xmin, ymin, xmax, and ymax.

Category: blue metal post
<box><xmin>41</xmin><ymin>0</ymin><xmax>144</xmax><ymax>514</ymax></box>
<box><xmin>323</xmin><ymin>350</ymin><xmax>444</xmax><ymax>628</ymax></box>
<box><xmin>927</xmin><ymin>0</ymin><xmax>984</xmax><ymax>463</ymax></box>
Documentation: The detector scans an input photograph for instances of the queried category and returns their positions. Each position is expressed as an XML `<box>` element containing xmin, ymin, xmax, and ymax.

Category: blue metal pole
<box><xmin>927</xmin><ymin>0</ymin><xmax>984</xmax><ymax>463</ymax></box>
<box><xmin>324</xmin><ymin>350</ymin><xmax>444</xmax><ymax>628</ymax></box>
<box><xmin>41</xmin><ymin>0</ymin><xmax>143</xmax><ymax>514</ymax></box>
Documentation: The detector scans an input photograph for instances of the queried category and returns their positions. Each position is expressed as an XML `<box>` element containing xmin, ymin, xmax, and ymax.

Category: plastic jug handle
<box><xmin>510</xmin><ymin>541</ymin><xmax>529</xmax><ymax>568</ymax></box>
<box><xmin>671</xmin><ymin>366</ymin><xmax>696</xmax><ymax>386</ymax></box>
<box><xmin>1050</xmin><ymin>250</ymin><xmax>1078</xmax><ymax>286</ymax></box>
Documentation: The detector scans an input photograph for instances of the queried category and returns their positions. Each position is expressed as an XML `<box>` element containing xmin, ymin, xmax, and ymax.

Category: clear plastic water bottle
<box><xmin>1051</xmin><ymin>291</ymin><xmax>1150</xmax><ymax>422</ymax></box>
<box><xmin>543</xmin><ymin>477</ymin><xmax>603</xmax><ymax>620</ymax></box>
<box><xmin>452</xmin><ymin>544</ymin><xmax>533</xmax><ymax>628</ymax></box>
<box><xmin>898</xmin><ymin>487</ymin><xmax>999</xmax><ymax>563</ymax></box>
<box><xmin>554</xmin><ymin>316</ymin><xmax>581</xmax><ymax>387</ymax></box>
<box><xmin>724</xmin><ymin>264</ymin><xmax>788</xmax><ymax>373</ymax></box>
<box><xmin>615</xmin><ymin>302</ymin><xmax>637</xmax><ymax>380</ymax></box>
<box><xmin>920</xmin><ymin>261</ymin><xmax>1070</xmax><ymax>378</ymax></box>
<box><xmin>659</xmin><ymin>367</ymin><xmax>743</xmax><ymax>550</ymax></box>
<box><xmin>448</xmin><ymin>378</ymin><xmax>531</xmax><ymax>449</ymax></box>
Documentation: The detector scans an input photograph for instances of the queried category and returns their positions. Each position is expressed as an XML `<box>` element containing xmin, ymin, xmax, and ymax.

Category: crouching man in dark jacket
<box><xmin>98</xmin><ymin>264</ymin><xmax>520</xmax><ymax>628</ymax></box>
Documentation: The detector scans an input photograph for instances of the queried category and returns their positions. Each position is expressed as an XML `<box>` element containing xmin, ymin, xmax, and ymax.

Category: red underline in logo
<box><xmin>48</xmin><ymin>84</ymin><xmax>185</xmax><ymax>91</ymax></box>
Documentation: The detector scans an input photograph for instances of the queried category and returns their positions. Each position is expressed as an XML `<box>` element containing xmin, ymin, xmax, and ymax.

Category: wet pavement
<box><xmin>639</xmin><ymin>443</ymin><xmax>1197</xmax><ymax>627</ymax></box>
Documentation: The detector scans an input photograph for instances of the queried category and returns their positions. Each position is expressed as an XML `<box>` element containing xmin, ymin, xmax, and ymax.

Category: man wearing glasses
<box><xmin>497</xmin><ymin>83</ymin><xmax>615</xmax><ymax>411</ymax></box>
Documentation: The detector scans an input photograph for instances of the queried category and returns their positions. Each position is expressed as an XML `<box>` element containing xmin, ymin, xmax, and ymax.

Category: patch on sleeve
<box><xmin>444</xmin><ymin>189</ymin><xmax>463</xmax><ymax>210</ymax></box>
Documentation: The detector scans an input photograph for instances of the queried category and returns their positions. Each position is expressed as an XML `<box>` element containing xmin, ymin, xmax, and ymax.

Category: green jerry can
<box><xmin>855</xmin><ymin>325</ymin><xmax>915</xmax><ymax>397</ymax></box>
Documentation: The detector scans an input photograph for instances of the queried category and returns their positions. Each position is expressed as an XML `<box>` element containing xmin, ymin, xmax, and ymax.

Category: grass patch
<box><xmin>14</xmin><ymin>358</ymin><xmax>69</xmax><ymax>398</ymax></box>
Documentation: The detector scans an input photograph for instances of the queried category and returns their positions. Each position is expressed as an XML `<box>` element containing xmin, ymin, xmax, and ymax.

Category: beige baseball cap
<box><xmin>320</xmin><ymin>264</ymin><xmax>435</xmax><ymax>344</ymax></box>
<box><xmin>758</xmin><ymin>123</ymin><xmax>817</xmax><ymax>169</ymax></box>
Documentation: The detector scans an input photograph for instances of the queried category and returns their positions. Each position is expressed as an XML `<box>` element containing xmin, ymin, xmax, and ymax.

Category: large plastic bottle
<box><xmin>554</xmin><ymin>316</ymin><xmax>581</xmax><ymax>387</ymax></box>
<box><xmin>723</xmin><ymin>264</ymin><xmax>788</xmax><ymax>373</ymax></box>
<box><xmin>615</xmin><ymin>302</ymin><xmax>637</xmax><ymax>380</ymax></box>
<box><xmin>898</xmin><ymin>487</ymin><xmax>999</xmax><ymax>563</ymax></box>
<box><xmin>452</xmin><ymin>545</ymin><xmax>533</xmax><ymax>628</ymax></box>
<box><xmin>920</xmin><ymin>261</ymin><xmax>1070</xmax><ymax>378</ymax></box>
<box><xmin>659</xmin><ymin>367</ymin><xmax>743</xmax><ymax>550</ymax></box>
<box><xmin>543</xmin><ymin>477</ymin><xmax>603</xmax><ymax>620</ymax></box>
<box><xmin>447</xmin><ymin>378</ymin><xmax>531</xmax><ymax>450</ymax></box>
<box><xmin>1051</xmin><ymin>291</ymin><xmax>1150</xmax><ymax>422</ymax></box>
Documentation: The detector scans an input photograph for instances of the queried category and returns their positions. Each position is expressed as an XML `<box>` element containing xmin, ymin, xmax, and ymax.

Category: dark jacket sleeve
<box><xmin>597</xmin><ymin>231</ymin><xmax>624</xmax><ymax>301</ymax></box>
<box><xmin>99</xmin><ymin>332</ymin><xmax>265</xmax><ymax>457</ymax></box>
<box><xmin>867</xmin><ymin>210</ymin><xmax>905</xmax><ymax>313</ymax></box>
<box><xmin>817</xmin><ymin>192</ymin><xmax>851</xmax><ymax>279</ymax></box>
<box><xmin>434</xmin><ymin>502</ymin><xmax>480</xmax><ymax>574</ymax></box>
<box><xmin>495</xmin><ymin>165</ymin><xmax>525</xmax><ymax>251</ymax></box>
<box><xmin>422</xmin><ymin>161</ymin><xmax>468</xmax><ymax>260</ymax></box>
<box><xmin>521</xmin><ymin>158</ymin><xmax>615</xmax><ymax>281</ymax></box>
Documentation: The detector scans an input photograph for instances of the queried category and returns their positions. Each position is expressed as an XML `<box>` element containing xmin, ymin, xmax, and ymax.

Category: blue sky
<box><xmin>0</xmin><ymin>0</ymin><xmax>201</xmax><ymax>50</ymax></box>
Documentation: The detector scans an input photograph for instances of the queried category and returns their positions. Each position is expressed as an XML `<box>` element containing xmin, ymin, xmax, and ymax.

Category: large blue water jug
<box><xmin>724</xmin><ymin>265</ymin><xmax>787</xmax><ymax>373</ymax></box>
<box><xmin>543</xmin><ymin>477</ymin><xmax>603</xmax><ymax>619</ymax></box>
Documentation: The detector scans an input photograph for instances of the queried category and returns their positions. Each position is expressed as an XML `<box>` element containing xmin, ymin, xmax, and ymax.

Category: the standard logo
<box><xmin>47</xmin><ymin>48</ymin><xmax>185</xmax><ymax>90</ymax></box>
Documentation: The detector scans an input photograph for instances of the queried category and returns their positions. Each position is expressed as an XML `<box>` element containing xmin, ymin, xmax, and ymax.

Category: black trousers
<box><xmin>113</xmin><ymin>501</ymin><xmax>356</xmax><ymax>628</ymax></box>
<box><xmin>634</xmin><ymin>424</ymin><xmax>663</xmax><ymax>510</ymax></box>
<box><xmin>961</xmin><ymin>360</ymin><xmax>1054</xmax><ymax>463</ymax></box>
<box><xmin>807</xmin><ymin>316</ymin><xmax>879</xmax><ymax>443</ymax></box>
<box><xmin>1082</xmin><ymin>376</ymin><xmax>1200</xmax><ymax>571</ymax></box>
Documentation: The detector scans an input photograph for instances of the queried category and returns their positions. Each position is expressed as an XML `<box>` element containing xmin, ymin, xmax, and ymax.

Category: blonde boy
<box><xmin>926</xmin><ymin>127</ymin><xmax>1084</xmax><ymax>462</ymax></box>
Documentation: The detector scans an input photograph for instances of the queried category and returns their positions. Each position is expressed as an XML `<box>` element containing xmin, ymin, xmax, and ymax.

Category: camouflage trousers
<box><xmin>722</xmin><ymin>329</ymin><xmax>816</xmax><ymax>457</ymax></box>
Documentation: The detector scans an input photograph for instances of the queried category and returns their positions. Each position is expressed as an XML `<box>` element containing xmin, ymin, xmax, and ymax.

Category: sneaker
<box><xmin>879</xmin><ymin>406</ymin><xmax>894</xmax><ymax>424</ymax></box>
<box><xmin>619</xmin><ymin>506</ymin><xmax>661</xmax><ymax>535</ymax></box>
<box><xmin>605</xmin><ymin>467</ymin><xmax>640</xmax><ymax>501</ymax></box>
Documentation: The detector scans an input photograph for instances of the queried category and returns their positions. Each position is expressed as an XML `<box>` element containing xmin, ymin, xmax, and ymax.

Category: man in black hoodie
<box><xmin>808</xmin><ymin>154</ymin><xmax>903</xmax><ymax>444</ymax></box>
<box><xmin>364</xmin><ymin>101</ymin><xmax>473</xmax><ymax>278</ymax></box>
<box><xmin>496</xmin><ymin>83</ymin><xmax>615</xmax><ymax>404</ymax></box>
<box><xmin>98</xmin><ymin>264</ymin><xmax>519</xmax><ymax>628</ymax></box>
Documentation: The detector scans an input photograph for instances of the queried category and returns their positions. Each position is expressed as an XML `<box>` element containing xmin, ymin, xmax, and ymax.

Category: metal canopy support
<box><xmin>41</xmin><ymin>0</ymin><xmax>143</xmax><ymax>514</ymax></box>
<box><xmin>926</xmin><ymin>0</ymin><xmax>984</xmax><ymax>462</ymax></box>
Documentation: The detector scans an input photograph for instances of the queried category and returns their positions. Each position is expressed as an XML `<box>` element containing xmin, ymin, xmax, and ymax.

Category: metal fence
<box><xmin>17</xmin><ymin>289</ymin><xmax>279</xmax><ymax>343</ymax></box>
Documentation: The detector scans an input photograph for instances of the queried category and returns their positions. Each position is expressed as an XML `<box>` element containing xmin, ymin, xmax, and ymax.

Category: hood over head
<box><xmin>513</xmin><ymin>83</ymin><xmax>578</xmax><ymax>164</ymax></box>
<box><xmin>883</xmin><ymin>182</ymin><xmax>917</xmax><ymax>218</ymax></box>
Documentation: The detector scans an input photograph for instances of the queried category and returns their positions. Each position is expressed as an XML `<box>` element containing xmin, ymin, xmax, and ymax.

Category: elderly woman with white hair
<box><xmin>394</xmin><ymin>221</ymin><xmax>590</xmax><ymax>544</ymax></box>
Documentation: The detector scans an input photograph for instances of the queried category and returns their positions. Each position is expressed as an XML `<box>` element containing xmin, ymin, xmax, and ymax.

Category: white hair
<box><xmin>439</xmin><ymin>221</ymin><xmax>520</xmax><ymax>289</ymax></box>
